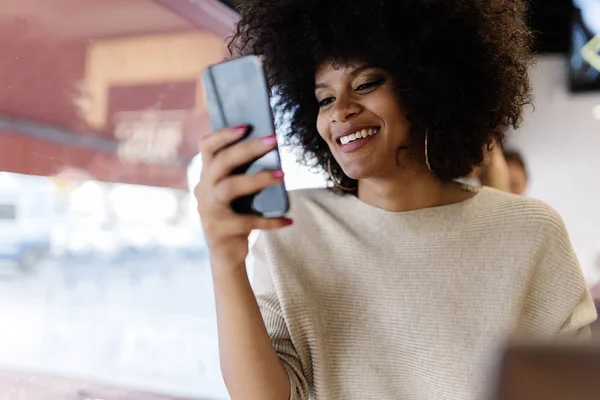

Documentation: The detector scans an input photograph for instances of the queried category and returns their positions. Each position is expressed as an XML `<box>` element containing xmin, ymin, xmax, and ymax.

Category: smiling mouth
<box><xmin>337</xmin><ymin>127</ymin><xmax>380</xmax><ymax>145</ymax></box>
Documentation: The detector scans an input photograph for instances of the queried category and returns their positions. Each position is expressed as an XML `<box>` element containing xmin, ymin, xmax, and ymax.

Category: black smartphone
<box><xmin>202</xmin><ymin>55</ymin><xmax>289</xmax><ymax>218</ymax></box>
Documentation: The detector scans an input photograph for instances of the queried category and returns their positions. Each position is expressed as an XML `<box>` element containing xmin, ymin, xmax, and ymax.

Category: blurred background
<box><xmin>0</xmin><ymin>0</ymin><xmax>598</xmax><ymax>399</ymax></box>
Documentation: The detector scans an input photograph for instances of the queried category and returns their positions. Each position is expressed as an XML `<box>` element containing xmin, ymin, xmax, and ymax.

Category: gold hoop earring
<box><xmin>327</xmin><ymin>157</ymin><xmax>356</xmax><ymax>192</ymax></box>
<box><xmin>424</xmin><ymin>129</ymin><xmax>432</xmax><ymax>172</ymax></box>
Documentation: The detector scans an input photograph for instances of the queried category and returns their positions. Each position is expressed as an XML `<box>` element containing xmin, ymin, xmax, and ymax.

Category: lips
<box><xmin>334</xmin><ymin>126</ymin><xmax>380</xmax><ymax>153</ymax></box>
<box><xmin>338</xmin><ymin>127</ymin><xmax>379</xmax><ymax>145</ymax></box>
<box><xmin>334</xmin><ymin>126</ymin><xmax>380</xmax><ymax>144</ymax></box>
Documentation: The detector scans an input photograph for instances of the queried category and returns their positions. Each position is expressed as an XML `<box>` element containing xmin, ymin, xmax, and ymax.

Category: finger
<box><xmin>227</xmin><ymin>216</ymin><xmax>292</xmax><ymax>234</ymax></box>
<box><xmin>199</xmin><ymin>125</ymin><xmax>248</xmax><ymax>162</ymax></box>
<box><xmin>213</xmin><ymin>170</ymin><xmax>285</xmax><ymax>205</ymax></box>
<box><xmin>250</xmin><ymin>216</ymin><xmax>294</xmax><ymax>231</ymax></box>
<box><xmin>206</xmin><ymin>135</ymin><xmax>278</xmax><ymax>184</ymax></box>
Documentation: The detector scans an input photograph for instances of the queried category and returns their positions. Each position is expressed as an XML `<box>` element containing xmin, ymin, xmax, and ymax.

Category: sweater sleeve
<box><xmin>520</xmin><ymin>209</ymin><xmax>597</xmax><ymax>338</ymax></box>
<box><xmin>250</xmin><ymin>232</ymin><xmax>310</xmax><ymax>400</ymax></box>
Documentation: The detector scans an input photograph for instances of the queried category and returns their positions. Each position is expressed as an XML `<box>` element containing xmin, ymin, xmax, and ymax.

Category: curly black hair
<box><xmin>229</xmin><ymin>0</ymin><xmax>533</xmax><ymax>187</ymax></box>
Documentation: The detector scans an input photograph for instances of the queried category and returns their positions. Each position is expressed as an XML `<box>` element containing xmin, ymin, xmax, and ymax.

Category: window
<box><xmin>0</xmin><ymin>0</ymin><xmax>324</xmax><ymax>397</ymax></box>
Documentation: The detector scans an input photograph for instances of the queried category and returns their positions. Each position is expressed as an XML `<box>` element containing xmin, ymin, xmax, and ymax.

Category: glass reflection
<box><xmin>0</xmin><ymin>0</ymin><xmax>233</xmax><ymax>398</ymax></box>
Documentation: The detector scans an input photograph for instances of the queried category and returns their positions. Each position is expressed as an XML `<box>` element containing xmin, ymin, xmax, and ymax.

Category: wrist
<box><xmin>211</xmin><ymin>259</ymin><xmax>249</xmax><ymax>282</ymax></box>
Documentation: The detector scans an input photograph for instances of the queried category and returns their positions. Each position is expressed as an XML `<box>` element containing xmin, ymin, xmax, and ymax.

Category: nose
<box><xmin>329</xmin><ymin>93</ymin><xmax>361</xmax><ymax>123</ymax></box>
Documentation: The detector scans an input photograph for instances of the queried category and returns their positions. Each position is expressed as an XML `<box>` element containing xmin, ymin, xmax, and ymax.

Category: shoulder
<box><xmin>476</xmin><ymin>187</ymin><xmax>567</xmax><ymax>237</ymax></box>
<box><xmin>287</xmin><ymin>187</ymin><xmax>338</xmax><ymax>212</ymax></box>
<box><xmin>251</xmin><ymin>187</ymin><xmax>360</xmax><ymax>262</ymax></box>
<box><xmin>252</xmin><ymin>187</ymin><xmax>339</xmax><ymax>247</ymax></box>
<box><xmin>250</xmin><ymin>188</ymin><xmax>342</xmax><ymax>288</ymax></box>
<box><xmin>477</xmin><ymin>186</ymin><xmax>553</xmax><ymax>214</ymax></box>
<box><xmin>282</xmin><ymin>187</ymin><xmax>355</xmax><ymax>223</ymax></box>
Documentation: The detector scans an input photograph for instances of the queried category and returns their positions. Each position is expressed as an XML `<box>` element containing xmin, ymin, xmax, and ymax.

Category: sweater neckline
<box><xmin>341</xmin><ymin>185</ymin><xmax>485</xmax><ymax>220</ymax></box>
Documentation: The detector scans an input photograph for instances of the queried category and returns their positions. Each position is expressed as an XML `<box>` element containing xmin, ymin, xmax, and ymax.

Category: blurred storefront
<box><xmin>0</xmin><ymin>0</ymin><xmax>237</xmax><ymax>189</ymax></box>
<box><xmin>0</xmin><ymin>1</ymin><xmax>239</xmax><ymax>399</ymax></box>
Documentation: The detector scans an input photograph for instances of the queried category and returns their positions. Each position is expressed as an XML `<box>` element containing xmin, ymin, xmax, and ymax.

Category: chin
<box><xmin>341</xmin><ymin>164</ymin><xmax>376</xmax><ymax>181</ymax></box>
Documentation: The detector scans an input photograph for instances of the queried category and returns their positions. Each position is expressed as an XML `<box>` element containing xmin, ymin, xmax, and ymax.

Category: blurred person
<box><xmin>468</xmin><ymin>142</ymin><xmax>511</xmax><ymax>191</ymax></box>
<box><xmin>464</xmin><ymin>146</ymin><xmax>529</xmax><ymax>196</ymax></box>
<box><xmin>503</xmin><ymin>149</ymin><xmax>529</xmax><ymax>195</ymax></box>
<box><xmin>194</xmin><ymin>1</ymin><xmax>597</xmax><ymax>400</ymax></box>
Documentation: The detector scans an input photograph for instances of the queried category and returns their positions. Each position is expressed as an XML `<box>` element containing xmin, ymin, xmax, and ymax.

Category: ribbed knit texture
<box><xmin>251</xmin><ymin>187</ymin><xmax>597</xmax><ymax>400</ymax></box>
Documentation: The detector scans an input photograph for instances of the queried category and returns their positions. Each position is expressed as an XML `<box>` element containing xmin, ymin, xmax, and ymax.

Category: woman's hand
<box><xmin>194</xmin><ymin>125</ymin><xmax>293</xmax><ymax>269</ymax></box>
<box><xmin>195</xmin><ymin>126</ymin><xmax>295</xmax><ymax>399</ymax></box>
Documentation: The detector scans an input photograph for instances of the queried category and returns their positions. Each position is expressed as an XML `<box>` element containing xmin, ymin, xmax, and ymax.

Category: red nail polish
<box><xmin>232</xmin><ymin>125</ymin><xmax>247</xmax><ymax>135</ymax></box>
<box><xmin>281</xmin><ymin>218</ymin><xmax>294</xmax><ymax>226</ymax></box>
<box><xmin>272</xmin><ymin>170</ymin><xmax>285</xmax><ymax>179</ymax></box>
<box><xmin>261</xmin><ymin>135</ymin><xmax>277</xmax><ymax>146</ymax></box>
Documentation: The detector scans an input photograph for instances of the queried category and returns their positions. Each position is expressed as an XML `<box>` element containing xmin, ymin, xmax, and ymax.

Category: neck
<box><xmin>357</xmin><ymin>170</ymin><xmax>472</xmax><ymax>212</ymax></box>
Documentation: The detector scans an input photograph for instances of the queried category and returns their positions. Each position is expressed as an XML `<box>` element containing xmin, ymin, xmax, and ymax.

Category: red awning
<box><xmin>0</xmin><ymin>0</ymin><xmax>238</xmax><ymax>189</ymax></box>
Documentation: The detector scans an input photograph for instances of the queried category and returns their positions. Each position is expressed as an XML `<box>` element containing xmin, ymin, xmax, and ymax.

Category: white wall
<box><xmin>510</xmin><ymin>55</ymin><xmax>600</xmax><ymax>283</ymax></box>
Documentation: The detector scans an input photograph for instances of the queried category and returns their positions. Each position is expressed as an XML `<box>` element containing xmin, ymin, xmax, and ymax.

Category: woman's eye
<box><xmin>318</xmin><ymin>97</ymin><xmax>335</xmax><ymax>107</ymax></box>
<box><xmin>355</xmin><ymin>79</ymin><xmax>385</xmax><ymax>92</ymax></box>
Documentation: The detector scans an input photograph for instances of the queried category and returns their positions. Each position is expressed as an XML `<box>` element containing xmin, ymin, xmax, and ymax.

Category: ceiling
<box><xmin>0</xmin><ymin>0</ymin><xmax>196</xmax><ymax>41</ymax></box>
<box><xmin>0</xmin><ymin>0</ymin><xmax>572</xmax><ymax>51</ymax></box>
<box><xmin>218</xmin><ymin>0</ymin><xmax>574</xmax><ymax>54</ymax></box>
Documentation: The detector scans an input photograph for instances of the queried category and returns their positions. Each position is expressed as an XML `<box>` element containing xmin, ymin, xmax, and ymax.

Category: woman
<box><xmin>195</xmin><ymin>0</ymin><xmax>597</xmax><ymax>399</ymax></box>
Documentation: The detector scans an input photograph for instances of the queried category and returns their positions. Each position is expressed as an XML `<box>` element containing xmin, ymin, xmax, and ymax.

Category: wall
<box><xmin>510</xmin><ymin>54</ymin><xmax>600</xmax><ymax>283</ymax></box>
<box><xmin>0</xmin><ymin>15</ymin><xmax>225</xmax><ymax>188</ymax></box>
<box><xmin>84</xmin><ymin>31</ymin><xmax>225</xmax><ymax>129</ymax></box>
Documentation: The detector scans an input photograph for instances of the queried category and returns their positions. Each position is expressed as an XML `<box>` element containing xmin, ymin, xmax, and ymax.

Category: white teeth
<box><xmin>339</xmin><ymin>128</ymin><xmax>378</xmax><ymax>145</ymax></box>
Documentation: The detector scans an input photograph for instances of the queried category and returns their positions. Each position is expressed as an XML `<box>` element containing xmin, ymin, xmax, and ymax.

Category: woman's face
<box><xmin>507</xmin><ymin>161</ymin><xmax>528</xmax><ymax>195</ymax></box>
<box><xmin>315</xmin><ymin>61</ymin><xmax>413</xmax><ymax>180</ymax></box>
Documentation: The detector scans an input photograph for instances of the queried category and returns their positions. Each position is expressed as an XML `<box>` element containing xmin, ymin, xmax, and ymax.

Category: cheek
<box><xmin>315</xmin><ymin>113</ymin><xmax>330</xmax><ymax>142</ymax></box>
<box><xmin>368</xmin><ymin>90</ymin><xmax>411</xmax><ymax>135</ymax></box>
<box><xmin>382</xmin><ymin>108</ymin><xmax>411</xmax><ymax>142</ymax></box>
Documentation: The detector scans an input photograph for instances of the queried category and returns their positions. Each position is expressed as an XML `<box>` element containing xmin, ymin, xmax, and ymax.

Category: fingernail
<box><xmin>272</xmin><ymin>170</ymin><xmax>285</xmax><ymax>179</ymax></box>
<box><xmin>261</xmin><ymin>135</ymin><xmax>277</xmax><ymax>146</ymax></box>
<box><xmin>232</xmin><ymin>125</ymin><xmax>247</xmax><ymax>135</ymax></box>
<box><xmin>281</xmin><ymin>218</ymin><xmax>294</xmax><ymax>226</ymax></box>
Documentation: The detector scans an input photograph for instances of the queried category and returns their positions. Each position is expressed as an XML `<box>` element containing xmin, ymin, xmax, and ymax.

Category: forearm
<box><xmin>212</xmin><ymin>262</ymin><xmax>290</xmax><ymax>400</ymax></box>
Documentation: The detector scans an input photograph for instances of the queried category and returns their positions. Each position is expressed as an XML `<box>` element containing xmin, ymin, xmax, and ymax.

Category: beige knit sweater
<box><xmin>250</xmin><ymin>187</ymin><xmax>597</xmax><ymax>400</ymax></box>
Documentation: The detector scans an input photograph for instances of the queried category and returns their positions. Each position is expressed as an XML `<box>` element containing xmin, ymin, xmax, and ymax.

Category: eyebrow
<box><xmin>314</xmin><ymin>64</ymin><xmax>377</xmax><ymax>90</ymax></box>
